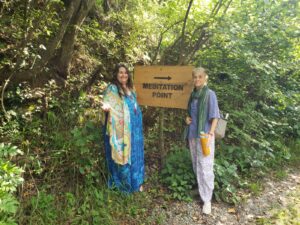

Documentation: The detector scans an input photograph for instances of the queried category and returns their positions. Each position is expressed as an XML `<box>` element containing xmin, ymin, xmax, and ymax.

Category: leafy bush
<box><xmin>28</xmin><ymin>192</ymin><xmax>58</xmax><ymax>224</ymax></box>
<box><xmin>161</xmin><ymin>147</ymin><xmax>196</xmax><ymax>201</ymax></box>
<box><xmin>214</xmin><ymin>157</ymin><xmax>242</xmax><ymax>204</ymax></box>
<box><xmin>22</xmin><ymin>186</ymin><xmax>153</xmax><ymax>225</ymax></box>
<box><xmin>0</xmin><ymin>143</ymin><xmax>24</xmax><ymax>225</ymax></box>
<box><xmin>69</xmin><ymin>120</ymin><xmax>105</xmax><ymax>185</ymax></box>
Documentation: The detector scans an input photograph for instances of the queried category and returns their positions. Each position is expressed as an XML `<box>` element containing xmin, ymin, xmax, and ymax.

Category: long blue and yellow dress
<box><xmin>103</xmin><ymin>84</ymin><xmax>144</xmax><ymax>193</ymax></box>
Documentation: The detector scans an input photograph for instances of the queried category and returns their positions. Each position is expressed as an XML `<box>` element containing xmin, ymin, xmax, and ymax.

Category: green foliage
<box><xmin>214</xmin><ymin>156</ymin><xmax>242</xmax><ymax>204</ymax></box>
<box><xmin>80</xmin><ymin>0</ymin><xmax>160</xmax><ymax>74</ymax></box>
<box><xmin>0</xmin><ymin>0</ymin><xmax>63</xmax><ymax>72</ymax></box>
<box><xmin>0</xmin><ymin>143</ymin><xmax>24</xmax><ymax>225</ymax></box>
<box><xmin>189</xmin><ymin>0</ymin><xmax>300</xmax><ymax>203</ymax></box>
<box><xmin>0</xmin><ymin>192</ymin><xmax>19</xmax><ymax>225</ymax></box>
<box><xmin>1</xmin><ymin>84</ymin><xmax>159</xmax><ymax>223</ymax></box>
<box><xmin>69</xmin><ymin>120</ymin><xmax>104</xmax><ymax>185</ymax></box>
<box><xmin>0</xmin><ymin>0</ymin><xmax>299</xmax><ymax>222</ymax></box>
<box><xmin>28</xmin><ymin>192</ymin><xmax>58</xmax><ymax>224</ymax></box>
<box><xmin>288</xmin><ymin>140</ymin><xmax>300</xmax><ymax>168</ymax></box>
<box><xmin>275</xmin><ymin>170</ymin><xmax>288</xmax><ymax>180</ymax></box>
<box><xmin>161</xmin><ymin>146</ymin><xmax>196</xmax><ymax>201</ymax></box>
<box><xmin>248</xmin><ymin>182</ymin><xmax>263</xmax><ymax>196</ymax></box>
<box><xmin>22</xmin><ymin>187</ymin><xmax>153</xmax><ymax>225</ymax></box>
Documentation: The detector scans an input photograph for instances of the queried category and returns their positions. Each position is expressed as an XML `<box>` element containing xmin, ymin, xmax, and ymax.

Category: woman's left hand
<box><xmin>207</xmin><ymin>132</ymin><xmax>214</xmax><ymax>145</ymax></box>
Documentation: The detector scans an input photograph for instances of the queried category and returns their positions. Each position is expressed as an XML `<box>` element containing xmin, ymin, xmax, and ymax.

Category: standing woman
<box><xmin>102</xmin><ymin>63</ymin><xmax>144</xmax><ymax>193</ymax></box>
<box><xmin>185</xmin><ymin>67</ymin><xmax>220</xmax><ymax>214</ymax></box>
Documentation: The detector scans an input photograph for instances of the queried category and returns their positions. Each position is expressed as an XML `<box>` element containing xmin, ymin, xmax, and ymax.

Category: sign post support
<box><xmin>159</xmin><ymin>108</ymin><xmax>165</xmax><ymax>166</ymax></box>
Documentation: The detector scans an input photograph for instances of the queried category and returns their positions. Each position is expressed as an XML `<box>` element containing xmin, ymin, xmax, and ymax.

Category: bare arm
<box><xmin>207</xmin><ymin>118</ymin><xmax>218</xmax><ymax>144</ymax></box>
<box><xmin>209</xmin><ymin>118</ymin><xmax>219</xmax><ymax>135</ymax></box>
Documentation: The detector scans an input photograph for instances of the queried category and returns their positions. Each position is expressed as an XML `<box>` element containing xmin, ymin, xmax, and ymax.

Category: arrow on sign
<box><xmin>154</xmin><ymin>76</ymin><xmax>172</xmax><ymax>80</ymax></box>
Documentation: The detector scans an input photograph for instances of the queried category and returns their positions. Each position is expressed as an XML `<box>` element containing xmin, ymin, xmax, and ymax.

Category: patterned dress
<box><xmin>103</xmin><ymin>85</ymin><xmax>144</xmax><ymax>193</ymax></box>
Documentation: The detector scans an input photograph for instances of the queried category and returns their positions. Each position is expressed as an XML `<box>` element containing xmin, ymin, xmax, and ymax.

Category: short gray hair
<box><xmin>192</xmin><ymin>67</ymin><xmax>208</xmax><ymax>77</ymax></box>
<box><xmin>192</xmin><ymin>67</ymin><xmax>209</xmax><ymax>84</ymax></box>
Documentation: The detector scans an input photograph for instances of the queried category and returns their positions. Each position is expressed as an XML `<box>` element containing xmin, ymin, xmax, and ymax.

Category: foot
<box><xmin>202</xmin><ymin>201</ymin><xmax>211</xmax><ymax>215</ymax></box>
<box><xmin>139</xmin><ymin>185</ymin><xmax>144</xmax><ymax>192</ymax></box>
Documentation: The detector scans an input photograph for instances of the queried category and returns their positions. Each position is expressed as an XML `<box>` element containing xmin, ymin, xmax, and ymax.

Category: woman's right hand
<box><xmin>186</xmin><ymin>116</ymin><xmax>192</xmax><ymax>125</ymax></box>
<box><xmin>101</xmin><ymin>102</ymin><xmax>111</xmax><ymax>112</ymax></box>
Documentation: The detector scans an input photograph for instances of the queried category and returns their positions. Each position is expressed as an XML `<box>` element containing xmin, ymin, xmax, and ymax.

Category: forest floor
<box><xmin>149</xmin><ymin>166</ymin><xmax>300</xmax><ymax>225</ymax></box>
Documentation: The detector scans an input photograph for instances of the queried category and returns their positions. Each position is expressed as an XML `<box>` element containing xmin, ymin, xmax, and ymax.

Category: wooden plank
<box><xmin>134</xmin><ymin>66</ymin><xmax>194</xmax><ymax>109</ymax></box>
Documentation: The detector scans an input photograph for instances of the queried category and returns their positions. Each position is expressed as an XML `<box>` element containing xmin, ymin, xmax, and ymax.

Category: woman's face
<box><xmin>117</xmin><ymin>67</ymin><xmax>128</xmax><ymax>86</ymax></box>
<box><xmin>193</xmin><ymin>71</ymin><xmax>207</xmax><ymax>88</ymax></box>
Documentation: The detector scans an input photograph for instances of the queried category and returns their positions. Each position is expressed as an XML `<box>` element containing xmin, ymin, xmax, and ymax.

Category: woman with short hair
<box><xmin>185</xmin><ymin>67</ymin><xmax>220</xmax><ymax>214</ymax></box>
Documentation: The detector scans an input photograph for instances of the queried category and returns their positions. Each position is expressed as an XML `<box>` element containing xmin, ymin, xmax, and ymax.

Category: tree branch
<box><xmin>151</xmin><ymin>19</ymin><xmax>184</xmax><ymax>63</ymax></box>
<box><xmin>185</xmin><ymin>0</ymin><xmax>230</xmax><ymax>63</ymax></box>
<box><xmin>178</xmin><ymin>0</ymin><xmax>193</xmax><ymax>65</ymax></box>
<box><xmin>159</xmin><ymin>35</ymin><xmax>182</xmax><ymax>64</ymax></box>
<box><xmin>82</xmin><ymin>63</ymin><xmax>103</xmax><ymax>93</ymax></box>
<box><xmin>33</xmin><ymin>0</ymin><xmax>81</xmax><ymax>73</ymax></box>
<box><xmin>0</xmin><ymin>0</ymin><xmax>82</xmax><ymax>85</ymax></box>
<box><xmin>210</xmin><ymin>0</ymin><xmax>223</xmax><ymax>18</ymax></box>
<box><xmin>222</xmin><ymin>0</ymin><xmax>233</xmax><ymax>17</ymax></box>
<box><xmin>187</xmin><ymin>34</ymin><xmax>210</xmax><ymax>63</ymax></box>
<box><xmin>54</xmin><ymin>0</ymin><xmax>95</xmax><ymax>79</ymax></box>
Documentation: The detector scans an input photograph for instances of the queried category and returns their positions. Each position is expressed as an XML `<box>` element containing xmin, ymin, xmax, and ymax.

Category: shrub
<box><xmin>161</xmin><ymin>147</ymin><xmax>196</xmax><ymax>201</ymax></box>
<box><xmin>0</xmin><ymin>143</ymin><xmax>24</xmax><ymax>225</ymax></box>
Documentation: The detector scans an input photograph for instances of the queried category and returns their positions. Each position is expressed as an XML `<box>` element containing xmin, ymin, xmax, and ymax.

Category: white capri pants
<box><xmin>189</xmin><ymin>137</ymin><xmax>215</xmax><ymax>203</ymax></box>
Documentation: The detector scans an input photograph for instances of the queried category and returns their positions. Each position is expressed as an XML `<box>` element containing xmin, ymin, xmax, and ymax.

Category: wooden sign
<box><xmin>134</xmin><ymin>66</ymin><xmax>194</xmax><ymax>109</ymax></box>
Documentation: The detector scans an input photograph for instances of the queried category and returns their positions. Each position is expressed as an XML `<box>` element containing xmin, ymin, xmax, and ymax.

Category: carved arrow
<box><xmin>154</xmin><ymin>76</ymin><xmax>172</xmax><ymax>80</ymax></box>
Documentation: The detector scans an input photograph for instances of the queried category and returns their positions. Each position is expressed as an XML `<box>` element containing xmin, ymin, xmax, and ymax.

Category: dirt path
<box><xmin>151</xmin><ymin>168</ymin><xmax>300</xmax><ymax>225</ymax></box>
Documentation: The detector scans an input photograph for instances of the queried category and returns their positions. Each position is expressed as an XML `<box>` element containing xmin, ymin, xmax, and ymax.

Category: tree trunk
<box><xmin>0</xmin><ymin>0</ymin><xmax>95</xmax><ymax>86</ymax></box>
<box><xmin>54</xmin><ymin>0</ymin><xmax>95</xmax><ymax>80</ymax></box>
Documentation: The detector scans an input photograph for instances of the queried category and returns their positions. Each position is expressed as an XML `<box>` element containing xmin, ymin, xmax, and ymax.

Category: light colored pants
<box><xmin>189</xmin><ymin>138</ymin><xmax>215</xmax><ymax>203</ymax></box>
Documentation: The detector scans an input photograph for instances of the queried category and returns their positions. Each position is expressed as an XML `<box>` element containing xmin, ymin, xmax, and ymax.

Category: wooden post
<box><xmin>159</xmin><ymin>108</ymin><xmax>165</xmax><ymax>168</ymax></box>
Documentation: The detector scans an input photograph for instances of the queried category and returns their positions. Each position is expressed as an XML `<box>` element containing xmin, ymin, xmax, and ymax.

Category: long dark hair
<box><xmin>112</xmin><ymin>63</ymin><xmax>133</xmax><ymax>97</ymax></box>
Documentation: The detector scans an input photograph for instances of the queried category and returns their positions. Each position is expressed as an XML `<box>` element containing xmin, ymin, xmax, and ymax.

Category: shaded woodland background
<box><xmin>0</xmin><ymin>0</ymin><xmax>299</xmax><ymax>224</ymax></box>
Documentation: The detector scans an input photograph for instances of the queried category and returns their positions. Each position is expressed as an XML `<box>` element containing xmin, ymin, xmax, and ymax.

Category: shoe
<box><xmin>202</xmin><ymin>201</ymin><xmax>211</xmax><ymax>214</ymax></box>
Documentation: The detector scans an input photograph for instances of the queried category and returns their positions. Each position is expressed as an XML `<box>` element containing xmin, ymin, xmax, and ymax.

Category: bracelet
<box><xmin>208</xmin><ymin>132</ymin><xmax>214</xmax><ymax>136</ymax></box>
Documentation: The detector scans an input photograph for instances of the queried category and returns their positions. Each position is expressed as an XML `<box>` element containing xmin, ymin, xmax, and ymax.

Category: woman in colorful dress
<box><xmin>102</xmin><ymin>63</ymin><xmax>144</xmax><ymax>193</ymax></box>
<box><xmin>185</xmin><ymin>67</ymin><xmax>220</xmax><ymax>214</ymax></box>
